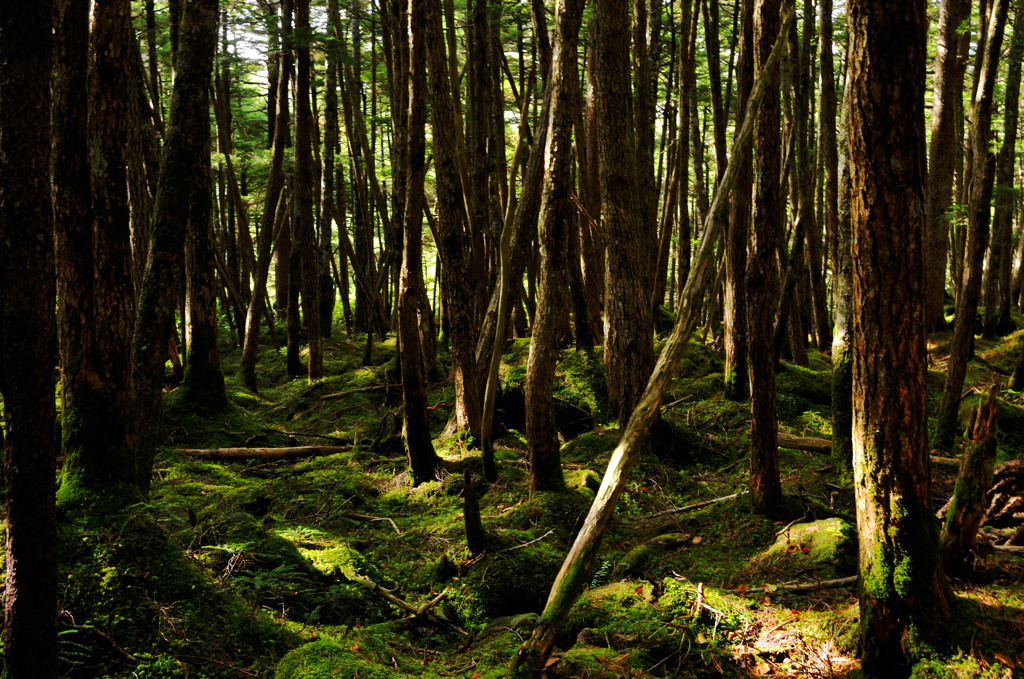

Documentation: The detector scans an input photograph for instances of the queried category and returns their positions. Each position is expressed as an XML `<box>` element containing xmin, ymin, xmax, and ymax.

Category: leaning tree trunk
<box><xmin>847</xmin><ymin>0</ymin><xmax>952</xmax><ymax>672</ymax></box>
<box><xmin>524</xmin><ymin>0</ymin><xmax>586</xmax><ymax>494</ymax></box>
<box><xmin>508</xmin><ymin>17</ymin><xmax>793</xmax><ymax>673</ymax></box>
<box><xmin>131</xmin><ymin>0</ymin><xmax>219</xmax><ymax>492</ymax></box>
<box><xmin>935</xmin><ymin>0</ymin><xmax>1009</xmax><ymax>450</ymax></box>
<box><xmin>0</xmin><ymin>2</ymin><xmax>59</xmax><ymax>674</ymax></box>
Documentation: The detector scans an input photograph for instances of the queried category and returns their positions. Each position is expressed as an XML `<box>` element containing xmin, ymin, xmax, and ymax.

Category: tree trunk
<box><xmin>724</xmin><ymin>0</ymin><xmax>752</xmax><ymax>400</ymax></box>
<box><xmin>399</xmin><ymin>0</ymin><xmax>443</xmax><ymax>485</ymax></box>
<box><xmin>984</xmin><ymin>0</ymin><xmax>1024</xmax><ymax>335</ymax></box>
<box><xmin>847</xmin><ymin>0</ymin><xmax>951</xmax><ymax>671</ymax></box>
<box><xmin>597</xmin><ymin>0</ymin><xmax>653</xmax><ymax>426</ymax></box>
<box><xmin>294</xmin><ymin>0</ymin><xmax>323</xmax><ymax>380</ymax></box>
<box><xmin>0</xmin><ymin>2</ymin><xmax>59</xmax><ymax>673</ymax></box>
<box><xmin>131</xmin><ymin>0</ymin><xmax>219</xmax><ymax>492</ymax></box>
<box><xmin>926</xmin><ymin>0</ymin><xmax>972</xmax><ymax>330</ymax></box>
<box><xmin>525</xmin><ymin>0</ymin><xmax>585</xmax><ymax>493</ymax></box>
<box><xmin>746</xmin><ymin>0</ymin><xmax>784</xmax><ymax>516</ymax></box>
<box><xmin>831</xmin><ymin>68</ymin><xmax>854</xmax><ymax>471</ymax></box>
<box><xmin>935</xmin><ymin>0</ymin><xmax>1009</xmax><ymax>450</ymax></box>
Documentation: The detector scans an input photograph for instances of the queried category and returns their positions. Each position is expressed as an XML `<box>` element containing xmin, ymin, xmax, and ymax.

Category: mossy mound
<box><xmin>275</xmin><ymin>638</ymin><xmax>393</xmax><ymax>679</ymax></box>
<box><xmin>744</xmin><ymin>517</ymin><xmax>858</xmax><ymax>583</ymax></box>
<box><xmin>58</xmin><ymin>507</ymin><xmax>290</xmax><ymax>678</ymax></box>
<box><xmin>561</xmin><ymin>427</ymin><xmax>620</xmax><ymax>468</ymax></box>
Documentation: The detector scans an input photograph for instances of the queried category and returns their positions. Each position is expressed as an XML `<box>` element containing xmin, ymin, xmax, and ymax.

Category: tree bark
<box><xmin>0</xmin><ymin>1</ymin><xmax>59</xmax><ymax>673</ymax></box>
<box><xmin>747</xmin><ymin>0</ymin><xmax>784</xmax><ymax>515</ymax></box>
<box><xmin>847</xmin><ymin>0</ymin><xmax>951</xmax><ymax>671</ymax></box>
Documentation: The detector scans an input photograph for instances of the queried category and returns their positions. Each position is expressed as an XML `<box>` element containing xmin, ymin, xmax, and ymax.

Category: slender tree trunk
<box><xmin>847</xmin><ymin>0</ymin><xmax>951</xmax><ymax>671</ymax></box>
<box><xmin>832</xmin><ymin>66</ymin><xmax>854</xmax><ymax>471</ymax></box>
<box><xmin>724</xmin><ymin>0</ymin><xmax>752</xmax><ymax>400</ymax></box>
<box><xmin>294</xmin><ymin>0</ymin><xmax>323</xmax><ymax>379</ymax></box>
<box><xmin>747</xmin><ymin>0</ymin><xmax>784</xmax><ymax>515</ymax></box>
<box><xmin>275</xmin><ymin>0</ymin><xmax>293</xmax><ymax>322</ymax></box>
<box><xmin>984</xmin><ymin>0</ymin><xmax>1024</xmax><ymax>335</ymax></box>
<box><xmin>0</xmin><ymin>2</ymin><xmax>58</xmax><ymax>674</ymax></box>
<box><xmin>400</xmin><ymin>0</ymin><xmax>443</xmax><ymax>485</ymax></box>
<box><xmin>525</xmin><ymin>0</ymin><xmax>586</xmax><ymax>493</ymax></box>
<box><xmin>926</xmin><ymin>0</ymin><xmax>972</xmax><ymax>330</ymax></box>
<box><xmin>935</xmin><ymin>0</ymin><xmax>1009</xmax><ymax>450</ymax></box>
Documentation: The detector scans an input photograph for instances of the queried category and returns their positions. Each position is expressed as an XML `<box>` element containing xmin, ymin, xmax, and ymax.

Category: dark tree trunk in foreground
<box><xmin>399</xmin><ymin>0</ymin><xmax>442</xmax><ymax>485</ymax></box>
<box><xmin>58</xmin><ymin>0</ymin><xmax>139</xmax><ymax>504</ymax></box>
<box><xmin>132</xmin><ymin>0</ymin><xmax>219</xmax><ymax>492</ymax></box>
<box><xmin>925</xmin><ymin>0</ymin><xmax>971</xmax><ymax>330</ymax></box>
<box><xmin>847</xmin><ymin>0</ymin><xmax>950</xmax><ymax>672</ymax></box>
<box><xmin>597</xmin><ymin>0</ymin><xmax>653</xmax><ymax>425</ymax></box>
<box><xmin>935</xmin><ymin>0</ymin><xmax>1009</xmax><ymax>450</ymax></box>
<box><xmin>0</xmin><ymin>3</ymin><xmax>59</xmax><ymax>675</ymax></box>
<box><xmin>746</xmin><ymin>0</ymin><xmax>782</xmax><ymax>515</ymax></box>
<box><xmin>525</xmin><ymin>0</ymin><xmax>585</xmax><ymax>494</ymax></box>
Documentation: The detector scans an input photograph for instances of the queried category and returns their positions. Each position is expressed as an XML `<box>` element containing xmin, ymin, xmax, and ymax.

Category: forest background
<box><xmin>3</xmin><ymin>0</ymin><xmax>1024</xmax><ymax>676</ymax></box>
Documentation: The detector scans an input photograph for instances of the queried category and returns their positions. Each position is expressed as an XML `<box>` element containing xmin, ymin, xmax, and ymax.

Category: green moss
<box><xmin>275</xmin><ymin>639</ymin><xmax>393</xmax><ymax>679</ymax></box>
<box><xmin>746</xmin><ymin>518</ymin><xmax>858</xmax><ymax>583</ymax></box>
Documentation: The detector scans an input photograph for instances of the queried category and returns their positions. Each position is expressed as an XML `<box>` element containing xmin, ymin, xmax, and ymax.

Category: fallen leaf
<box><xmin>735</xmin><ymin>584</ymin><xmax>749</xmax><ymax>596</ymax></box>
<box><xmin>764</xmin><ymin>583</ymin><xmax>778</xmax><ymax>592</ymax></box>
<box><xmin>994</xmin><ymin>653</ymin><xmax>1015</xmax><ymax>668</ymax></box>
<box><xmin>544</xmin><ymin>656</ymin><xmax>561</xmax><ymax>668</ymax></box>
<box><xmin>692</xmin><ymin>536</ymin><xmax>703</xmax><ymax>545</ymax></box>
<box><xmin>350</xmin><ymin>641</ymin><xmax>361</xmax><ymax>652</ymax></box>
<box><xmin>696</xmin><ymin>632</ymin><xmax>708</xmax><ymax>644</ymax></box>
<box><xmin>635</xmin><ymin>584</ymin><xmax>645</xmax><ymax>596</ymax></box>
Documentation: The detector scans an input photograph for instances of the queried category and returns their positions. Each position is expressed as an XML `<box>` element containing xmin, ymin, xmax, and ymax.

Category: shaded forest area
<box><xmin>2</xmin><ymin>0</ymin><xmax>1024</xmax><ymax>677</ymax></box>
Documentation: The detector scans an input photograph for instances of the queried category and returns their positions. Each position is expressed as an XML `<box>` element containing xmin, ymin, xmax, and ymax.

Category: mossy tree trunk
<box><xmin>831</xmin><ymin>68</ymin><xmax>853</xmax><ymax>472</ymax></box>
<box><xmin>0</xmin><ymin>1</ymin><xmax>59</xmax><ymax>673</ymax></box>
<box><xmin>935</xmin><ymin>0</ymin><xmax>1008</xmax><ymax>450</ymax></box>
<box><xmin>524</xmin><ymin>0</ymin><xmax>585</xmax><ymax>494</ymax></box>
<box><xmin>941</xmin><ymin>387</ymin><xmax>999</xmax><ymax>575</ymax></box>
<box><xmin>847</xmin><ymin>0</ymin><xmax>951</xmax><ymax>672</ymax></box>
<box><xmin>132</xmin><ymin>0</ymin><xmax>219</xmax><ymax>493</ymax></box>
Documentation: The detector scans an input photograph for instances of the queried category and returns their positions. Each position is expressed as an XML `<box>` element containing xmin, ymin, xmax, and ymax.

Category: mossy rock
<box><xmin>275</xmin><ymin>639</ymin><xmax>393</xmax><ymax>679</ymax></box>
<box><xmin>565</xmin><ymin>468</ymin><xmax>601</xmax><ymax>493</ymax></box>
<box><xmin>560</xmin><ymin>427</ymin><xmax>620</xmax><ymax>468</ymax></box>
<box><xmin>745</xmin><ymin>517</ymin><xmax>857</xmax><ymax>583</ymax></box>
<box><xmin>457</xmin><ymin>537</ymin><xmax>565</xmax><ymax>620</ymax></box>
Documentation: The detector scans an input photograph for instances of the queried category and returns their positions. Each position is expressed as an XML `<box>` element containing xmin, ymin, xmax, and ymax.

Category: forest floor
<box><xmin>49</xmin><ymin>312</ymin><xmax>1024</xmax><ymax>678</ymax></box>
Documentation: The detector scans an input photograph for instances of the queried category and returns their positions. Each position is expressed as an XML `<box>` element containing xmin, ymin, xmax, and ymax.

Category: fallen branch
<box><xmin>992</xmin><ymin>544</ymin><xmax>1024</xmax><ymax>554</ymax></box>
<box><xmin>730</xmin><ymin>575</ymin><xmax>859</xmax><ymax>594</ymax></box>
<box><xmin>653</xmin><ymin>491</ymin><xmax>748</xmax><ymax>517</ymax></box>
<box><xmin>931</xmin><ymin>455</ymin><xmax>963</xmax><ymax>467</ymax></box>
<box><xmin>354</xmin><ymin>575</ymin><xmax>470</xmax><ymax>638</ymax></box>
<box><xmin>180</xmin><ymin>446</ymin><xmax>351</xmax><ymax>460</ymax></box>
<box><xmin>346</xmin><ymin>512</ymin><xmax>403</xmax><ymax>535</ymax></box>
<box><xmin>59</xmin><ymin>612</ymin><xmax>137</xmax><ymax>663</ymax></box>
<box><xmin>502</xmin><ymin>529</ymin><xmax>555</xmax><ymax>552</ymax></box>
<box><xmin>319</xmin><ymin>384</ymin><xmax>391</xmax><ymax>401</ymax></box>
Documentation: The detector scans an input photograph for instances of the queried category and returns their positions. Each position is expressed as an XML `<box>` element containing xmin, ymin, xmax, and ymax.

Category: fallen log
<box><xmin>777</xmin><ymin>432</ymin><xmax>831</xmax><ymax>453</ymax></box>
<box><xmin>179</xmin><ymin>446</ymin><xmax>351</xmax><ymax>460</ymax></box>
<box><xmin>319</xmin><ymin>384</ymin><xmax>391</xmax><ymax>401</ymax></box>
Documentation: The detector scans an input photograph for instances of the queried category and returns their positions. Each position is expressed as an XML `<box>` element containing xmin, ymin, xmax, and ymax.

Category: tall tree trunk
<box><xmin>746</xmin><ymin>0</ymin><xmax>784</xmax><ymax>515</ymax></box>
<box><xmin>925</xmin><ymin>0</ymin><xmax>972</xmax><ymax>330</ymax></box>
<box><xmin>400</xmin><ymin>0</ymin><xmax>443</xmax><ymax>485</ymax></box>
<box><xmin>847</xmin><ymin>0</ymin><xmax>951</xmax><ymax>671</ymax></box>
<box><xmin>131</xmin><ymin>0</ymin><xmax>219</xmax><ymax>492</ymax></box>
<box><xmin>984</xmin><ymin>0</ymin><xmax>1024</xmax><ymax>335</ymax></box>
<box><xmin>425</xmin><ymin>0</ymin><xmax>484</xmax><ymax>438</ymax></box>
<box><xmin>935</xmin><ymin>0</ymin><xmax>1009</xmax><ymax>450</ymax></box>
<box><xmin>294</xmin><ymin>0</ymin><xmax>323</xmax><ymax>379</ymax></box>
<box><xmin>724</xmin><ymin>0</ymin><xmax>752</xmax><ymax>400</ymax></box>
<box><xmin>274</xmin><ymin>0</ymin><xmax>293</xmax><ymax>322</ymax></box>
<box><xmin>0</xmin><ymin>2</ymin><xmax>58</xmax><ymax>674</ymax></box>
<box><xmin>831</xmin><ymin>64</ymin><xmax>854</xmax><ymax>471</ymax></box>
<box><xmin>598</xmin><ymin>0</ymin><xmax>653</xmax><ymax>425</ymax></box>
<box><xmin>525</xmin><ymin>0</ymin><xmax>586</xmax><ymax>494</ymax></box>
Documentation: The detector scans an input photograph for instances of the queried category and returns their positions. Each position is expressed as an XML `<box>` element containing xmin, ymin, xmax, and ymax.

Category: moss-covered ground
<box><xmin>30</xmin><ymin>313</ymin><xmax>1024</xmax><ymax>677</ymax></box>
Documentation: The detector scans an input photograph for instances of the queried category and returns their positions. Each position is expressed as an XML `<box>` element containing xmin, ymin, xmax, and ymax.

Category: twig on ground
<box><xmin>653</xmin><ymin>491</ymin><xmax>748</xmax><ymax>517</ymax></box>
<box><xmin>346</xmin><ymin>512</ymin><xmax>403</xmax><ymax>535</ymax></box>
<box><xmin>320</xmin><ymin>384</ymin><xmax>391</xmax><ymax>401</ymax></box>
<box><xmin>501</xmin><ymin>529</ymin><xmax>555</xmax><ymax>552</ymax></box>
